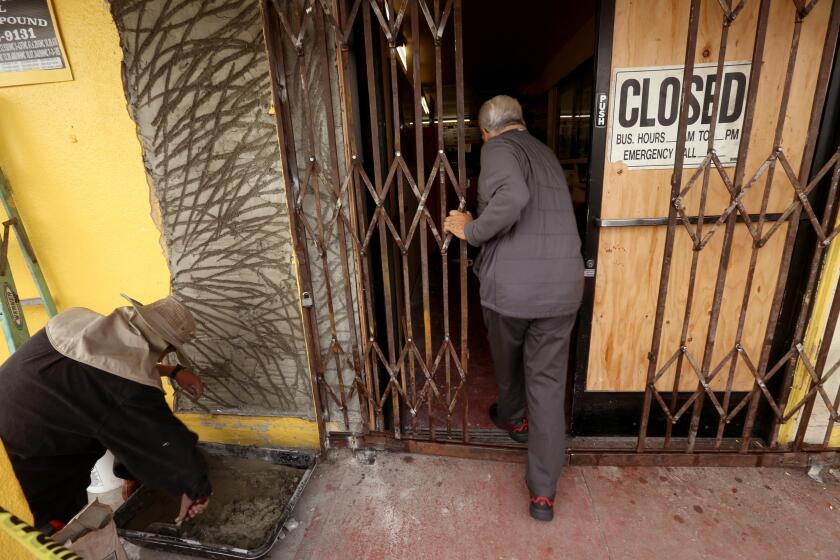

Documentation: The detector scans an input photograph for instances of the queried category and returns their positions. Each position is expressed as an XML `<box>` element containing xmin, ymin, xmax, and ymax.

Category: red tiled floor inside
<box><xmin>400</xmin><ymin>266</ymin><xmax>500</xmax><ymax>434</ymax></box>
<box><xmin>399</xmin><ymin>261</ymin><xmax>578</xmax><ymax>436</ymax></box>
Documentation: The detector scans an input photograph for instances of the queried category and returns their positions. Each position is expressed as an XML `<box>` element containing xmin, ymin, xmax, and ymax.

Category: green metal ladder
<box><xmin>0</xmin><ymin>169</ymin><xmax>57</xmax><ymax>352</ymax></box>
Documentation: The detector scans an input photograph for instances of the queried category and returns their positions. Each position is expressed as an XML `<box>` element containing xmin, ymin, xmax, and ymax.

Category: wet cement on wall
<box><xmin>109</xmin><ymin>0</ymin><xmax>314</xmax><ymax>417</ymax></box>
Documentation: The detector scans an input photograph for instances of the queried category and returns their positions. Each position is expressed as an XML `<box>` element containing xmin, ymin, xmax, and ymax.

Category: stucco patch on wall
<box><xmin>109</xmin><ymin>0</ymin><xmax>313</xmax><ymax>417</ymax></box>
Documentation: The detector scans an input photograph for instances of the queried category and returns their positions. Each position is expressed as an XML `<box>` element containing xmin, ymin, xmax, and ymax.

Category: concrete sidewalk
<box><xmin>124</xmin><ymin>449</ymin><xmax>840</xmax><ymax>560</ymax></box>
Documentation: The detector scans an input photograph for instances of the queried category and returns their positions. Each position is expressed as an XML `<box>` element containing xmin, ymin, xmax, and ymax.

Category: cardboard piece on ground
<box><xmin>66</xmin><ymin>520</ymin><xmax>128</xmax><ymax>560</ymax></box>
<box><xmin>54</xmin><ymin>500</ymin><xmax>128</xmax><ymax>560</ymax></box>
<box><xmin>52</xmin><ymin>499</ymin><xmax>112</xmax><ymax>543</ymax></box>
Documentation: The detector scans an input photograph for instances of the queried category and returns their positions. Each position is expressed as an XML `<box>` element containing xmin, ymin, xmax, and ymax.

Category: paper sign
<box><xmin>609</xmin><ymin>62</ymin><xmax>751</xmax><ymax>170</ymax></box>
<box><xmin>0</xmin><ymin>0</ymin><xmax>72</xmax><ymax>87</ymax></box>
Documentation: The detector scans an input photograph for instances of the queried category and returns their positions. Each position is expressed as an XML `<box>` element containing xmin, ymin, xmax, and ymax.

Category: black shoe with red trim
<box><xmin>508</xmin><ymin>417</ymin><xmax>529</xmax><ymax>443</ymax></box>
<box><xmin>489</xmin><ymin>403</ymin><xmax>529</xmax><ymax>443</ymax></box>
<box><xmin>529</xmin><ymin>495</ymin><xmax>554</xmax><ymax>521</ymax></box>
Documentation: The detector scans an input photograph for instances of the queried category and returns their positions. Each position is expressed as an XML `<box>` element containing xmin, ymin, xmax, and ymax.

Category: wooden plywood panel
<box><xmin>589</xmin><ymin>222</ymin><xmax>788</xmax><ymax>391</ymax></box>
<box><xmin>587</xmin><ymin>0</ymin><xmax>833</xmax><ymax>391</ymax></box>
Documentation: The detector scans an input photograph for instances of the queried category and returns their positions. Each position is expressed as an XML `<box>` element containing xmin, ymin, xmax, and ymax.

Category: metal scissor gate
<box><xmin>263</xmin><ymin>0</ymin><xmax>470</xmax><ymax>442</ymax></box>
<box><xmin>262</xmin><ymin>0</ymin><xmax>840</xmax><ymax>463</ymax></box>
<box><xmin>635</xmin><ymin>0</ymin><xmax>840</xmax><ymax>455</ymax></box>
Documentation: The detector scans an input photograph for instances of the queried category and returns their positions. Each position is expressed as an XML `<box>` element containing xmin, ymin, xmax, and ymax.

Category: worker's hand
<box><xmin>175</xmin><ymin>495</ymin><xmax>210</xmax><ymax>525</ymax></box>
<box><xmin>174</xmin><ymin>369</ymin><xmax>204</xmax><ymax>401</ymax></box>
<box><xmin>443</xmin><ymin>210</ymin><xmax>473</xmax><ymax>240</ymax></box>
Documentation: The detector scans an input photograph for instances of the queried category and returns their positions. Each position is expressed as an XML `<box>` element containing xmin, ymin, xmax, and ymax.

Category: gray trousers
<box><xmin>482</xmin><ymin>307</ymin><xmax>576</xmax><ymax>497</ymax></box>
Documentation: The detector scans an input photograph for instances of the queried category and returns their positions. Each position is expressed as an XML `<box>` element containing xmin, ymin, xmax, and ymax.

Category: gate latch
<box><xmin>301</xmin><ymin>291</ymin><xmax>314</xmax><ymax>308</ymax></box>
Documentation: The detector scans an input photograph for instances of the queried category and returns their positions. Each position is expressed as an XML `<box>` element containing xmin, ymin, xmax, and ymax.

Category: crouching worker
<box><xmin>0</xmin><ymin>294</ymin><xmax>211</xmax><ymax>530</ymax></box>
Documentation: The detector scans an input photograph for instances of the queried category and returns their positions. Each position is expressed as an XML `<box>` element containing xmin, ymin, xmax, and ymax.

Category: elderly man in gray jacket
<box><xmin>444</xmin><ymin>95</ymin><xmax>583</xmax><ymax>521</ymax></box>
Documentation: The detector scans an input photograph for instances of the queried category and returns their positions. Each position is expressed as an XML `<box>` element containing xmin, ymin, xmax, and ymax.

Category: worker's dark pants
<box><xmin>482</xmin><ymin>307</ymin><xmax>576</xmax><ymax>498</ymax></box>
<box><xmin>9</xmin><ymin>452</ymin><xmax>100</xmax><ymax>527</ymax></box>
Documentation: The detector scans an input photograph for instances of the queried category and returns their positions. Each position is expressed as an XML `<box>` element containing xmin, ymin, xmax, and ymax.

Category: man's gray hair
<box><xmin>478</xmin><ymin>95</ymin><xmax>524</xmax><ymax>133</ymax></box>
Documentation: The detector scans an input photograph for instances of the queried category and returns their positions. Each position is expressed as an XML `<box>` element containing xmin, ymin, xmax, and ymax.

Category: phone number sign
<box><xmin>609</xmin><ymin>62</ymin><xmax>751</xmax><ymax>170</ymax></box>
<box><xmin>0</xmin><ymin>0</ymin><xmax>72</xmax><ymax>87</ymax></box>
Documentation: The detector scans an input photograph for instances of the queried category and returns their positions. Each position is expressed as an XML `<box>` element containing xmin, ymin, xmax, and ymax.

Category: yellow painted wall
<box><xmin>0</xmin><ymin>0</ymin><xmax>171</xmax><ymax>347</ymax></box>
<box><xmin>0</xmin><ymin>3</ymin><xmax>318</xmax><ymax>554</ymax></box>
<box><xmin>0</xmin><ymin>0</ymin><xmax>170</xmax><ymax>555</ymax></box>
<box><xmin>0</xmin><ymin>441</ymin><xmax>32</xmax><ymax>558</ymax></box>
<box><xmin>779</xmin><ymin>210</ymin><xmax>840</xmax><ymax>445</ymax></box>
<box><xmin>181</xmin><ymin>414</ymin><xmax>320</xmax><ymax>448</ymax></box>
<box><xmin>163</xmin><ymin>384</ymin><xmax>321</xmax><ymax>449</ymax></box>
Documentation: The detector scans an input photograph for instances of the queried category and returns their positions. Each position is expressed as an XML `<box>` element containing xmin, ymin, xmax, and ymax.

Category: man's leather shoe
<box><xmin>529</xmin><ymin>495</ymin><xmax>554</xmax><ymax>521</ymax></box>
<box><xmin>489</xmin><ymin>402</ymin><xmax>528</xmax><ymax>443</ymax></box>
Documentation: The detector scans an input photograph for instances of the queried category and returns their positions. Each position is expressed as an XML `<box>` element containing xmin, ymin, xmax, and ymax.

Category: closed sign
<box><xmin>609</xmin><ymin>62</ymin><xmax>751</xmax><ymax>170</ymax></box>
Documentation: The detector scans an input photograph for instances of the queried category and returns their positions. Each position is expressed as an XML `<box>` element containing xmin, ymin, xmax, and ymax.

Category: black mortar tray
<box><xmin>114</xmin><ymin>442</ymin><xmax>317</xmax><ymax>559</ymax></box>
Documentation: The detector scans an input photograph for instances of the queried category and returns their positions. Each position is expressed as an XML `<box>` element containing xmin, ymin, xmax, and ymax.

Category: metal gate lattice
<box><xmin>263</xmin><ymin>0</ymin><xmax>840</xmax><ymax>454</ymax></box>
<box><xmin>639</xmin><ymin>0</ymin><xmax>840</xmax><ymax>453</ymax></box>
<box><xmin>263</xmin><ymin>0</ymin><xmax>469</xmax><ymax>440</ymax></box>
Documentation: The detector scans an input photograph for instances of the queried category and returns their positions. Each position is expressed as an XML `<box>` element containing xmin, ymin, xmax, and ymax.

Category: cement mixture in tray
<box><xmin>125</xmin><ymin>455</ymin><xmax>303</xmax><ymax>550</ymax></box>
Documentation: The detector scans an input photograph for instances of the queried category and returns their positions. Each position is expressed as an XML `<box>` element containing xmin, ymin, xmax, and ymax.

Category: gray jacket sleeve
<box><xmin>464</xmin><ymin>141</ymin><xmax>530</xmax><ymax>247</ymax></box>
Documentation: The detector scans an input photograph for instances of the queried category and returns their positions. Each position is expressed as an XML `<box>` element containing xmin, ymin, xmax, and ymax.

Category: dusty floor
<box><xmin>116</xmin><ymin>449</ymin><xmax>840</xmax><ymax>560</ymax></box>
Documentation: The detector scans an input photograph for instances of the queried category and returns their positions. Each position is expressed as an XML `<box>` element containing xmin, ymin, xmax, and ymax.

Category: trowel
<box><xmin>144</xmin><ymin>521</ymin><xmax>182</xmax><ymax>538</ymax></box>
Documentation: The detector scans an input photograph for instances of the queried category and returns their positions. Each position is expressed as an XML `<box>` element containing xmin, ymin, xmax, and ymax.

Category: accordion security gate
<box><xmin>263</xmin><ymin>0</ymin><xmax>840</xmax><ymax>458</ymax></box>
<box><xmin>263</xmin><ymin>0</ymin><xmax>470</xmax><ymax>441</ymax></box>
<box><xmin>635</xmin><ymin>0</ymin><xmax>840</xmax><ymax>455</ymax></box>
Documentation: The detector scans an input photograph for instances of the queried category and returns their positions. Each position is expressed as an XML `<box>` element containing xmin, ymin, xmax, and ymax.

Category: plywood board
<box><xmin>587</xmin><ymin>0</ymin><xmax>834</xmax><ymax>391</ymax></box>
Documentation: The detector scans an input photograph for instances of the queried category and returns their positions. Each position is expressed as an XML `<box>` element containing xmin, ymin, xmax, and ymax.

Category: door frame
<box><xmin>263</xmin><ymin>0</ymin><xmax>840</xmax><ymax>458</ymax></box>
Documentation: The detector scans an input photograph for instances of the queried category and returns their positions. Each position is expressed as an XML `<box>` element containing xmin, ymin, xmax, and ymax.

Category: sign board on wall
<box><xmin>608</xmin><ymin>62</ymin><xmax>750</xmax><ymax>170</ymax></box>
<box><xmin>0</xmin><ymin>0</ymin><xmax>72</xmax><ymax>87</ymax></box>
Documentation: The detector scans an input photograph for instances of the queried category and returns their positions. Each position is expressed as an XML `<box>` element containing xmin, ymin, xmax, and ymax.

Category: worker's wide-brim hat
<box><xmin>121</xmin><ymin>293</ymin><xmax>196</xmax><ymax>349</ymax></box>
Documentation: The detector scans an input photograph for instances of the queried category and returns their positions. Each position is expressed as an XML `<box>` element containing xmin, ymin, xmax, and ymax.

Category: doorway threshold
<box><xmin>329</xmin><ymin>431</ymin><xmax>839</xmax><ymax>468</ymax></box>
